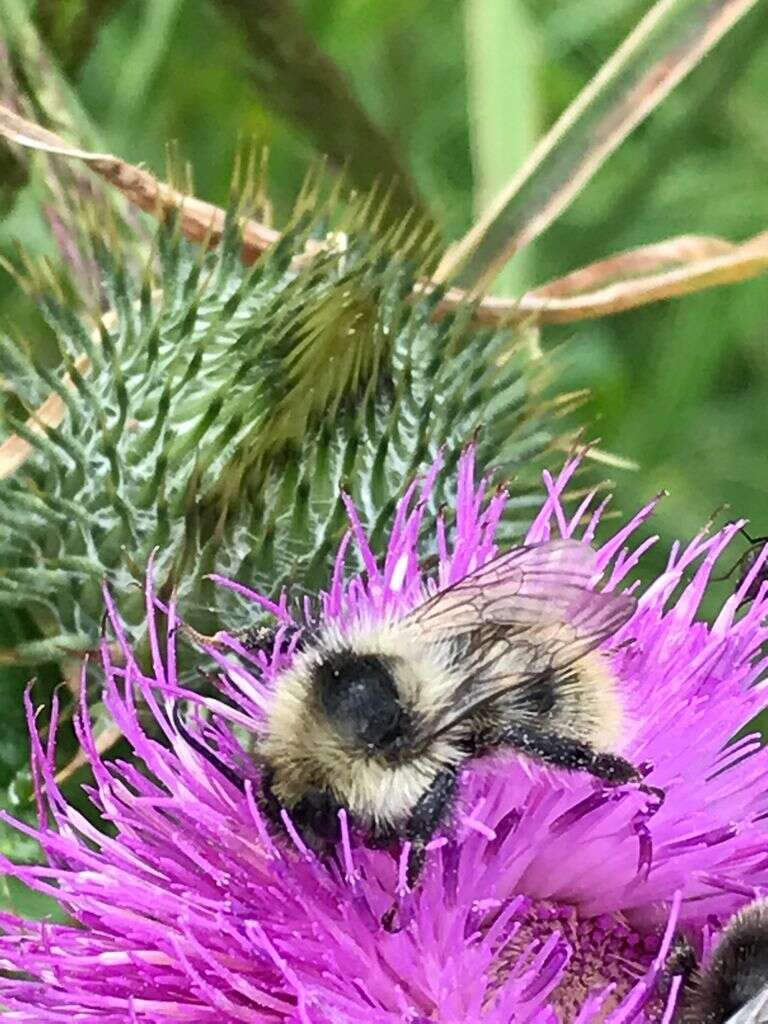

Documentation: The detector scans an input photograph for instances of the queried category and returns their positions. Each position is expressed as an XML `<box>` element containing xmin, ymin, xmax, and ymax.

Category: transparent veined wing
<box><xmin>724</xmin><ymin>989</ymin><xmax>768</xmax><ymax>1024</ymax></box>
<box><xmin>410</xmin><ymin>538</ymin><xmax>603</xmax><ymax>629</ymax></box>
<box><xmin>406</xmin><ymin>538</ymin><xmax>636</xmax><ymax>739</ymax></box>
<box><xmin>408</xmin><ymin>537</ymin><xmax>636</xmax><ymax>670</ymax></box>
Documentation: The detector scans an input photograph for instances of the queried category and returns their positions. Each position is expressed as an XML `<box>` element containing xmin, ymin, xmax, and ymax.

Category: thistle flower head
<box><xmin>2</xmin><ymin>450</ymin><xmax>768</xmax><ymax>1022</ymax></box>
<box><xmin>0</xmin><ymin>217</ymin><xmax>560</xmax><ymax>671</ymax></box>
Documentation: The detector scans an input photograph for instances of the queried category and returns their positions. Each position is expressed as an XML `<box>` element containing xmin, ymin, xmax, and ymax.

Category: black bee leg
<box><xmin>404</xmin><ymin>767</ymin><xmax>459</xmax><ymax>885</ymax></box>
<box><xmin>238</xmin><ymin>625</ymin><xmax>279</xmax><ymax>654</ymax></box>
<box><xmin>240</xmin><ymin>623</ymin><xmax>308</xmax><ymax>656</ymax></box>
<box><xmin>171</xmin><ymin>703</ymin><xmax>246</xmax><ymax>793</ymax></box>
<box><xmin>657</xmin><ymin>935</ymin><xmax>698</xmax><ymax>1020</ymax></box>
<box><xmin>633</xmin><ymin>760</ymin><xmax>666</xmax><ymax>808</ymax></box>
<box><xmin>664</xmin><ymin>934</ymin><xmax>698</xmax><ymax>987</ymax></box>
<box><xmin>381</xmin><ymin>768</ymin><xmax>457</xmax><ymax>933</ymax></box>
<box><xmin>468</xmin><ymin>721</ymin><xmax>641</xmax><ymax>785</ymax></box>
<box><xmin>469</xmin><ymin>723</ymin><xmax>665</xmax><ymax>877</ymax></box>
<box><xmin>381</xmin><ymin>905</ymin><xmax>401</xmax><ymax>933</ymax></box>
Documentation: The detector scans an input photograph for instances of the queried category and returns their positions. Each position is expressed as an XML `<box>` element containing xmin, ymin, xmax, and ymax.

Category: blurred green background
<box><xmin>3</xmin><ymin>0</ymin><xmax>768</xmax><ymax>567</ymax></box>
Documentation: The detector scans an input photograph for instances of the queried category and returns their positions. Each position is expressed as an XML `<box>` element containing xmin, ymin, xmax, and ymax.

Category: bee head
<box><xmin>313</xmin><ymin>651</ymin><xmax>410</xmax><ymax>753</ymax></box>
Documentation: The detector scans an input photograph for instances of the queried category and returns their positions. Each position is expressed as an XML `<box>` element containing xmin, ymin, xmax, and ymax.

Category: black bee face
<box><xmin>313</xmin><ymin>651</ymin><xmax>411</xmax><ymax>754</ymax></box>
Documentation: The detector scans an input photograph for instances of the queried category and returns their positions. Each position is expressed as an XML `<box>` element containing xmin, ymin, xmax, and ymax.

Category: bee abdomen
<box><xmin>514</xmin><ymin>670</ymin><xmax>560</xmax><ymax>715</ymax></box>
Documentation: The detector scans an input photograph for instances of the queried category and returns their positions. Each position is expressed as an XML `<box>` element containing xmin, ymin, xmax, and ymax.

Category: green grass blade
<box><xmin>464</xmin><ymin>0</ymin><xmax>540</xmax><ymax>296</ymax></box>
<box><xmin>104</xmin><ymin>0</ymin><xmax>185</xmax><ymax>144</ymax></box>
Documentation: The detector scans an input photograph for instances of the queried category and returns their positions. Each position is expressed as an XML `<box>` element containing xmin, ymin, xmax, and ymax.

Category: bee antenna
<box><xmin>712</xmin><ymin>560</ymin><xmax>746</xmax><ymax>584</ymax></box>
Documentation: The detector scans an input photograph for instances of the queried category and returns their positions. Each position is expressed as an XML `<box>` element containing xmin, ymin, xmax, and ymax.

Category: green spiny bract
<box><xmin>0</xmin><ymin>205</ymin><xmax>566</xmax><ymax>669</ymax></box>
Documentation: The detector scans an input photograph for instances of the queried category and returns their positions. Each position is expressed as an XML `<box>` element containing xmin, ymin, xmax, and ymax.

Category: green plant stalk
<box><xmin>103</xmin><ymin>0</ymin><xmax>185</xmax><ymax>147</ymax></box>
<box><xmin>212</xmin><ymin>0</ymin><xmax>437</xmax><ymax>236</ymax></box>
<box><xmin>34</xmin><ymin>0</ymin><xmax>125</xmax><ymax>79</ymax></box>
<box><xmin>464</xmin><ymin>0</ymin><xmax>539</xmax><ymax>297</ymax></box>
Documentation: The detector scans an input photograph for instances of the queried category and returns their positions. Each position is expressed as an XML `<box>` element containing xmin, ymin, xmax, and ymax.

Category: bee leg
<box><xmin>471</xmin><ymin>724</ymin><xmax>666</xmax><ymax>877</ymax></box>
<box><xmin>171</xmin><ymin>702</ymin><xmax>246</xmax><ymax>793</ymax></box>
<box><xmin>404</xmin><ymin>767</ymin><xmax>459</xmax><ymax>885</ymax></box>
<box><xmin>239</xmin><ymin>625</ymin><xmax>279</xmax><ymax>654</ymax></box>
<box><xmin>666</xmin><ymin>934</ymin><xmax>698</xmax><ymax>978</ymax></box>
<box><xmin>240</xmin><ymin>623</ymin><xmax>309</xmax><ymax>657</ymax></box>
<box><xmin>658</xmin><ymin>934</ymin><xmax>710</xmax><ymax>1023</ymax></box>
<box><xmin>191</xmin><ymin>624</ymin><xmax>277</xmax><ymax>654</ymax></box>
<box><xmin>468</xmin><ymin>721</ymin><xmax>641</xmax><ymax>785</ymax></box>
<box><xmin>381</xmin><ymin>768</ymin><xmax>457</xmax><ymax>932</ymax></box>
<box><xmin>633</xmin><ymin>761</ymin><xmax>666</xmax><ymax>809</ymax></box>
<box><xmin>381</xmin><ymin>904</ymin><xmax>401</xmax><ymax>933</ymax></box>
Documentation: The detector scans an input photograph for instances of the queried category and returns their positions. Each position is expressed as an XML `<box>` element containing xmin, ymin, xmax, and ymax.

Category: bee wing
<box><xmin>723</xmin><ymin>990</ymin><xmax>768</xmax><ymax>1024</ymax></box>
<box><xmin>408</xmin><ymin>538</ymin><xmax>635</xmax><ymax>667</ymax></box>
<box><xmin>405</xmin><ymin>539</ymin><xmax>636</xmax><ymax>737</ymax></box>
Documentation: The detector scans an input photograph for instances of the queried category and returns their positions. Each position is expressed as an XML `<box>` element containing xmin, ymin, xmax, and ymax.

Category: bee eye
<box><xmin>314</xmin><ymin>652</ymin><xmax>407</xmax><ymax>750</ymax></box>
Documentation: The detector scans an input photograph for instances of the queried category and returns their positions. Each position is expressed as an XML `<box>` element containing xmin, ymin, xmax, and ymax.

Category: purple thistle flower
<box><xmin>2</xmin><ymin>449</ymin><xmax>768</xmax><ymax>1022</ymax></box>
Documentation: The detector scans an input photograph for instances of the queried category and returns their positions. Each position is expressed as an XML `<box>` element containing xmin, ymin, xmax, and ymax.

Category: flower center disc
<box><xmin>493</xmin><ymin>899</ymin><xmax>663</xmax><ymax>1022</ymax></box>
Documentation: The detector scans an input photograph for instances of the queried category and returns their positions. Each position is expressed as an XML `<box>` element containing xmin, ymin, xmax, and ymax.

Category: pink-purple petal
<box><xmin>1</xmin><ymin>448</ymin><xmax>768</xmax><ymax>1021</ymax></box>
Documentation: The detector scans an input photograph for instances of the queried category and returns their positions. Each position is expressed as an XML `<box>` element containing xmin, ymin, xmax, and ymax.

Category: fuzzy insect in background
<box><xmin>668</xmin><ymin>898</ymin><xmax>768</xmax><ymax>1023</ymax></box>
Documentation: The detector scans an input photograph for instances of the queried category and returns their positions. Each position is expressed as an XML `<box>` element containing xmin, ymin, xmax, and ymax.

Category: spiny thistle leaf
<box><xmin>0</xmin><ymin>200</ymin><xmax>572</xmax><ymax>669</ymax></box>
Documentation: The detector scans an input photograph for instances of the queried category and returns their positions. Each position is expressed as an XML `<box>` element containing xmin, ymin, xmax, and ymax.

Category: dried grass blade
<box><xmin>436</xmin><ymin>0</ymin><xmax>761</xmax><ymax>293</ymax></box>
<box><xmin>0</xmin><ymin>354</ymin><xmax>90</xmax><ymax>479</ymax></box>
<box><xmin>0</xmin><ymin>106</ymin><xmax>280</xmax><ymax>260</ymax></box>
<box><xmin>431</xmin><ymin>230</ymin><xmax>768</xmax><ymax>325</ymax></box>
<box><xmin>54</xmin><ymin>724</ymin><xmax>123</xmax><ymax>786</ymax></box>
